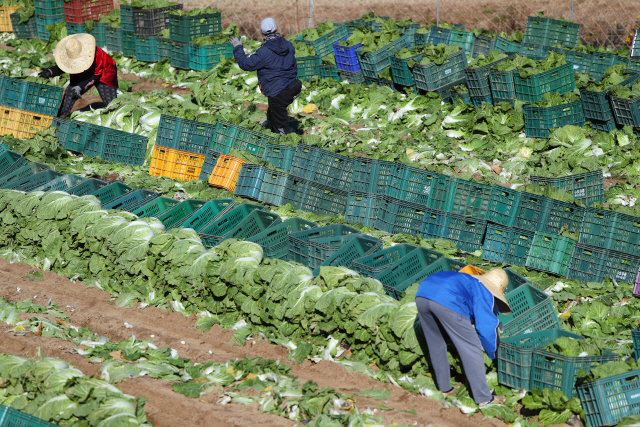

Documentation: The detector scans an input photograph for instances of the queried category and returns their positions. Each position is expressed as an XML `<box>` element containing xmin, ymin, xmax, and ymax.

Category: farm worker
<box><xmin>230</xmin><ymin>17</ymin><xmax>302</xmax><ymax>135</ymax></box>
<box><xmin>415</xmin><ymin>267</ymin><xmax>510</xmax><ymax>406</ymax></box>
<box><xmin>38</xmin><ymin>34</ymin><xmax>118</xmax><ymax>119</ymax></box>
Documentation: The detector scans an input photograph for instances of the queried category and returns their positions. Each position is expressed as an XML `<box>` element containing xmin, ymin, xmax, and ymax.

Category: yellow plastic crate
<box><xmin>0</xmin><ymin>106</ymin><xmax>54</xmax><ymax>139</ymax></box>
<box><xmin>208</xmin><ymin>154</ymin><xmax>246</xmax><ymax>192</ymax></box>
<box><xmin>148</xmin><ymin>145</ymin><xmax>205</xmax><ymax>181</ymax></box>
<box><xmin>0</xmin><ymin>6</ymin><xmax>22</xmax><ymax>32</ymax></box>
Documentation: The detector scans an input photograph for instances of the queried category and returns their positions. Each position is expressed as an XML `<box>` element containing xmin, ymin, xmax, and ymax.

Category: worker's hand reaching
<box><xmin>229</xmin><ymin>36</ymin><xmax>242</xmax><ymax>48</ymax></box>
<box><xmin>69</xmin><ymin>86</ymin><xmax>82</xmax><ymax>99</ymax></box>
<box><xmin>38</xmin><ymin>68</ymin><xmax>52</xmax><ymax>78</ymax></box>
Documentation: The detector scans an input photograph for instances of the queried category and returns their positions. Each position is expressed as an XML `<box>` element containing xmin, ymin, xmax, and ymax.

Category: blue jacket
<box><xmin>415</xmin><ymin>271</ymin><xmax>500</xmax><ymax>359</ymax></box>
<box><xmin>233</xmin><ymin>37</ymin><xmax>298</xmax><ymax>98</ymax></box>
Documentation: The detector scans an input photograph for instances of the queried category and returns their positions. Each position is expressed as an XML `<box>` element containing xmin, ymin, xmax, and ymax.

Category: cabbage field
<box><xmin>5</xmin><ymin>8</ymin><xmax>640</xmax><ymax>427</ymax></box>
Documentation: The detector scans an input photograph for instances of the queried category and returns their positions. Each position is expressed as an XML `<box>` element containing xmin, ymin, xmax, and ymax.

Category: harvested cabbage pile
<box><xmin>609</xmin><ymin>79</ymin><xmax>640</xmax><ymax>100</ymax></box>
<box><xmin>158</xmin><ymin>28</ymin><xmax>169</xmax><ymax>38</ymax></box>
<box><xmin>338</xmin><ymin>24</ymin><xmax>402</xmax><ymax>54</ymax></box>
<box><xmin>498</xmin><ymin>30</ymin><xmax>524</xmax><ymax>43</ymax></box>
<box><xmin>97</xmin><ymin>8</ymin><xmax>121</xmax><ymax>28</ymax></box>
<box><xmin>169</xmin><ymin>6</ymin><xmax>218</xmax><ymax>16</ymax></box>
<box><xmin>294</xmin><ymin>42</ymin><xmax>316</xmax><ymax>57</ymax></box>
<box><xmin>301</xmin><ymin>21</ymin><xmax>336</xmax><ymax>41</ymax></box>
<box><xmin>378</xmin><ymin>67</ymin><xmax>392</xmax><ymax>80</ymax></box>
<box><xmin>467</xmin><ymin>50</ymin><xmax>509</xmax><ymax>68</ymax></box>
<box><xmin>191</xmin><ymin>24</ymin><xmax>238</xmax><ymax>46</ymax></box>
<box><xmin>13</xmin><ymin>0</ymin><xmax>33</xmax><ymax>23</ymax></box>
<box><xmin>452</xmin><ymin>84</ymin><xmax>469</xmax><ymax>94</ymax></box>
<box><xmin>575</xmin><ymin>64</ymin><xmax>634</xmax><ymax>91</ymax></box>
<box><xmin>493</xmin><ymin>52</ymin><xmax>567</xmax><ymax>78</ymax></box>
<box><xmin>588</xmin><ymin>359</ymin><xmax>638</xmax><ymax>381</ymax></box>
<box><xmin>544</xmin><ymin>336</ymin><xmax>602</xmax><ymax>357</ymax></box>
<box><xmin>127</xmin><ymin>0</ymin><xmax>179</xmax><ymax>9</ymax></box>
<box><xmin>530</xmin><ymin>91</ymin><xmax>580</xmax><ymax>107</ymax></box>
<box><xmin>417</xmin><ymin>44</ymin><xmax>460</xmax><ymax>66</ymax></box>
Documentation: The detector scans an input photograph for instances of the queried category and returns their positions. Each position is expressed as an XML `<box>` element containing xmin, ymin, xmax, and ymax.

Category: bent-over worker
<box><xmin>415</xmin><ymin>268</ymin><xmax>510</xmax><ymax>406</ymax></box>
<box><xmin>230</xmin><ymin>17</ymin><xmax>302</xmax><ymax>135</ymax></box>
<box><xmin>39</xmin><ymin>34</ymin><xmax>118</xmax><ymax>119</ymax></box>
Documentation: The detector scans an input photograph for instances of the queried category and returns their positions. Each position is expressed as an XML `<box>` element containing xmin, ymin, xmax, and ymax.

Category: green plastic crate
<box><xmin>413</xmin><ymin>49</ymin><xmax>467</xmax><ymax>92</ymax></box>
<box><xmin>498</xmin><ymin>282</ymin><xmax>561</xmax><ymax>337</ymax></box>
<box><xmin>513</xmin><ymin>63</ymin><xmax>575</xmax><ymax>103</ymax></box>
<box><xmin>505</xmin><ymin>268</ymin><xmax>529</xmax><ymax>293</ymax></box>
<box><xmin>257</xmin><ymin>170</ymin><xmax>290</xmax><ymax>206</ymax></box>
<box><xmin>523</xmin><ymin>101</ymin><xmax>586</xmax><ymax>138</ymax></box>
<box><xmin>611</xmin><ymin>93</ymin><xmax>640</xmax><ymax>127</ymax></box>
<box><xmin>262</xmin><ymin>143</ymin><xmax>295</xmax><ymax>172</ymax></box>
<box><xmin>488</xmin><ymin>68</ymin><xmax>517</xmax><ymax>103</ymax></box>
<box><xmin>156</xmin><ymin>114</ymin><xmax>218</xmax><ymax>156</ymax></box>
<box><xmin>590</xmin><ymin>51</ymin><xmax>627</xmax><ymax>79</ymax></box>
<box><xmin>297</xmin><ymin>55</ymin><xmax>322</xmax><ymax>80</ymax></box>
<box><xmin>345</xmin><ymin>191</ymin><xmax>383</xmax><ymax>228</ymax></box>
<box><xmin>494</xmin><ymin>36</ymin><xmax>521</xmax><ymax>53</ymax></box>
<box><xmin>390</xmin><ymin>257</ymin><xmax>465</xmax><ymax>301</ymax></box>
<box><xmin>35</xmin><ymin>0</ymin><xmax>64</xmax><ymax>17</ymax></box>
<box><xmin>89</xmin><ymin>182</ymin><xmax>132</xmax><ymax>205</ymax></box>
<box><xmin>338</xmin><ymin>70</ymin><xmax>365</xmax><ymax>83</ymax></box>
<box><xmin>132</xmin><ymin>196</ymin><xmax>180</xmax><ymax>219</ymax></box>
<box><xmin>464</xmin><ymin>53</ymin><xmax>514</xmax><ymax>99</ymax></box>
<box><xmin>283</xmin><ymin>177</ymin><xmax>349</xmax><ymax>215</ymax></box>
<box><xmin>30</xmin><ymin>173</ymin><xmax>85</xmax><ymax>193</ymax></box>
<box><xmin>169</xmin><ymin>11</ymin><xmax>221</xmax><ymax>44</ymax></box>
<box><xmin>288</xmin><ymin>224</ymin><xmax>359</xmax><ymax>265</ymax></box>
<box><xmin>170</xmin><ymin>40</ymin><xmax>189</xmax><ymax>69</ymax></box>
<box><xmin>190</xmin><ymin>42</ymin><xmax>234</xmax><ymax>71</ymax></box>
<box><xmin>390</xmin><ymin>53</ymin><xmax>422</xmax><ymax>87</ymax></box>
<box><xmin>66</xmin><ymin>178</ymin><xmax>108</xmax><ymax>197</ymax></box>
<box><xmin>0</xmin><ymin>75</ymin><xmax>64</xmax><ymax>117</ymax></box>
<box><xmin>319</xmin><ymin>64</ymin><xmax>341</xmax><ymax>81</ymax></box>
<box><xmin>383</xmin><ymin>163</ymin><xmax>442</xmax><ymax>206</ymax></box>
<box><xmin>120</xmin><ymin>3</ymin><xmax>133</xmax><ymax>32</ymax></box>
<box><xmin>471</xmin><ymin>35</ymin><xmax>496</xmax><ymax>58</ymax></box>
<box><xmin>211</xmin><ymin>120</ymin><xmax>278</xmax><ymax>158</ymax></box>
<box><xmin>158</xmin><ymin>37</ymin><xmax>171</xmax><ymax>60</ymax></box>
<box><xmin>578</xmin><ymin>368</ymin><xmax>640</xmax><ymax>427</ymax></box>
<box><xmin>429</xmin><ymin>177</ymin><xmax>493</xmax><ymax>218</ymax></box>
<box><xmin>373</xmin><ymin>247</ymin><xmax>444</xmax><ymax>299</ymax></box>
<box><xmin>530</xmin><ymin>170</ymin><xmax>604</xmax><ymax>206</ymax></box>
<box><xmin>568</xmin><ymin>243</ymin><xmax>640</xmax><ymax>284</ymax></box>
<box><xmin>198</xmin><ymin>203</ymin><xmax>266</xmax><ymax>247</ymax></box>
<box><xmin>93</xmin><ymin>22</ymin><xmax>108</xmax><ymax>48</ymax></box>
<box><xmin>134</xmin><ymin>34</ymin><xmax>160</xmax><ymax>62</ymax></box>
<box><xmin>549</xmin><ymin>46</ymin><xmax>592</xmax><ymax>73</ymax></box>
<box><xmin>122</xmin><ymin>30</ymin><xmax>135</xmax><ymax>57</ymax></box>
<box><xmin>486</xmin><ymin>185</ymin><xmax>523</xmax><ymax>227</ymax></box>
<box><xmin>290</xmin><ymin>143</ymin><xmax>355</xmax><ymax>192</ymax></box>
<box><xmin>106</xmin><ymin>26</ymin><xmax>122</xmax><ymax>52</ymax></box>
<box><xmin>1</xmin><ymin>169</ymin><xmax>63</xmax><ymax>192</ymax></box>
<box><xmin>296</xmin><ymin>24</ymin><xmax>348</xmax><ymax>58</ymax></box>
<box><xmin>351</xmin><ymin>244</ymin><xmax>417</xmax><ymax>277</ymax></box>
<box><xmin>579</xmin><ymin>208</ymin><xmax>640</xmax><ymax>256</ymax></box>
<box><xmin>449</xmin><ymin>29</ymin><xmax>474</xmax><ymax>56</ymax></box>
<box><xmin>0</xmin><ymin>151</ymin><xmax>26</xmax><ymax>178</ymax></box>
<box><xmin>217</xmin><ymin>209</ymin><xmax>281</xmax><ymax>243</ymax></box>
<box><xmin>10</xmin><ymin>13</ymin><xmax>36</xmax><ymax>39</ymax></box>
<box><xmin>373</xmin><ymin>195</ymin><xmax>426</xmax><ymax>235</ymax></box>
<box><xmin>531</xmin><ymin>350</ymin><xmax>618</xmax><ymax>398</ymax></box>
<box><xmin>579</xmin><ymin>71</ymin><xmax>640</xmax><ymax>122</ymax></box>
<box><xmin>103</xmin><ymin>189</ymin><xmax>158</xmax><ymax>212</ymax></box>
<box><xmin>511</xmin><ymin>192</ymin><xmax>547</xmax><ymax>231</ymax></box>
<box><xmin>0</xmin><ymin>162</ymin><xmax>50</xmax><ymax>188</ymax></box>
<box><xmin>65</xmin><ymin>21</ymin><xmax>85</xmax><ymax>36</ymax></box>
<box><xmin>483</xmin><ymin>224</ymin><xmax>535</xmax><ymax>266</ymax></box>
<box><xmin>425</xmin><ymin>26</ymin><xmax>452</xmax><ymax>45</ymax></box>
<box><xmin>313</xmin><ymin>234</ymin><xmax>382</xmax><ymax>275</ymax></box>
<box><xmin>440</xmin><ymin>214</ymin><xmax>487</xmax><ymax>253</ymax></box>
<box><xmin>158</xmin><ymin>199</ymin><xmax>206</xmax><ymax>230</ymax></box>
<box><xmin>0</xmin><ymin>405</ymin><xmax>57</xmax><ymax>427</ymax></box>
<box><xmin>307</xmin><ymin>233</ymin><xmax>361</xmax><ymax>269</ymax></box>
<box><xmin>356</xmin><ymin>33</ymin><xmax>413</xmax><ymax>80</ymax></box>
<box><xmin>351</xmin><ymin>158</ymin><xmax>400</xmax><ymax>195</ymax></box>
<box><xmin>247</xmin><ymin>218</ymin><xmax>317</xmax><ymax>260</ymax></box>
<box><xmin>0</xmin><ymin>143</ymin><xmax>8</xmax><ymax>153</ymax></box>
<box><xmin>523</xmin><ymin>15</ymin><xmax>580</xmax><ymax>48</ymax></box>
<box><xmin>234</xmin><ymin>164</ymin><xmax>266</xmax><ymax>200</ymax></box>
<box><xmin>498</xmin><ymin>329</ymin><xmax>583</xmax><ymax>390</ymax></box>
<box><xmin>178</xmin><ymin>199</ymin><xmax>236</xmax><ymax>232</ymax></box>
<box><xmin>526</xmin><ymin>232</ymin><xmax>576</xmax><ymax>276</ymax></box>
<box><xmin>35</xmin><ymin>14</ymin><xmax>63</xmax><ymax>39</ymax></box>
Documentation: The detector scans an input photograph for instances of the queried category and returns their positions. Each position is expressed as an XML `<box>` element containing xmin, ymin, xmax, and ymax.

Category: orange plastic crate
<box><xmin>148</xmin><ymin>145</ymin><xmax>206</xmax><ymax>181</ymax></box>
<box><xmin>208</xmin><ymin>155</ymin><xmax>246</xmax><ymax>192</ymax></box>
<box><xmin>0</xmin><ymin>106</ymin><xmax>54</xmax><ymax>139</ymax></box>
<box><xmin>0</xmin><ymin>7</ymin><xmax>22</xmax><ymax>32</ymax></box>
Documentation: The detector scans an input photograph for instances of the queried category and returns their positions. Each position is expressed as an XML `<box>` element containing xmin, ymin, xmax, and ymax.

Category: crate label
<box><xmin>615</xmin><ymin>270</ymin><xmax>629</xmax><ymax>281</ymax></box>
<box><xmin>573</xmin><ymin>65</ymin><xmax>580</xmax><ymax>70</ymax></box>
<box><xmin>423</xmin><ymin>185</ymin><xmax>431</xmax><ymax>195</ymax></box>
<box><xmin>574</xmin><ymin>188</ymin><xmax>586</xmax><ymax>198</ymax></box>
<box><xmin>627</xmin><ymin>390</ymin><xmax>640</xmax><ymax>405</ymax></box>
<box><xmin>444</xmin><ymin>68</ymin><xmax>452</xmax><ymax>75</ymax></box>
<box><xmin>38</xmin><ymin>97</ymin><xmax>46</xmax><ymax>104</ymax></box>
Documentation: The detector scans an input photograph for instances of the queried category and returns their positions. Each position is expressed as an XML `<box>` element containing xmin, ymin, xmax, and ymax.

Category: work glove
<box><xmin>229</xmin><ymin>36</ymin><xmax>242</xmax><ymax>48</ymax></box>
<box><xmin>69</xmin><ymin>86</ymin><xmax>82</xmax><ymax>99</ymax></box>
<box><xmin>38</xmin><ymin>68</ymin><xmax>52</xmax><ymax>78</ymax></box>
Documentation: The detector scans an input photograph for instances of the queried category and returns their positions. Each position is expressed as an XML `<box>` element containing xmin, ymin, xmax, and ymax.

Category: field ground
<box><xmin>0</xmin><ymin>257</ymin><xmax>529</xmax><ymax>427</ymax></box>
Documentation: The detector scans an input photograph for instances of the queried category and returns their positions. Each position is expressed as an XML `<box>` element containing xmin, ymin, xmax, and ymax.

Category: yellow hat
<box><xmin>54</xmin><ymin>34</ymin><xmax>96</xmax><ymax>74</ymax></box>
<box><xmin>476</xmin><ymin>269</ymin><xmax>511</xmax><ymax>314</ymax></box>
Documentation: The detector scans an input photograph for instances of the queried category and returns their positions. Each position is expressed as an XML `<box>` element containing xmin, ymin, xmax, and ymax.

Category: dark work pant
<box><xmin>266</xmin><ymin>79</ymin><xmax>302</xmax><ymax>135</ymax></box>
<box><xmin>58</xmin><ymin>81</ymin><xmax>119</xmax><ymax>118</ymax></box>
<box><xmin>415</xmin><ymin>297</ymin><xmax>492</xmax><ymax>404</ymax></box>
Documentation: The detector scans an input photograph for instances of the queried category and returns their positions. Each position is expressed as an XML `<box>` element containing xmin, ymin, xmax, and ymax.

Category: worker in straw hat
<box><xmin>38</xmin><ymin>34</ymin><xmax>118</xmax><ymax>119</ymax></box>
<box><xmin>229</xmin><ymin>17</ymin><xmax>302</xmax><ymax>135</ymax></box>
<box><xmin>415</xmin><ymin>267</ymin><xmax>511</xmax><ymax>407</ymax></box>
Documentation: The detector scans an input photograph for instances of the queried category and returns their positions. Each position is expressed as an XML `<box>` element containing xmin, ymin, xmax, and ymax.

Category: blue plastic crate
<box><xmin>334</xmin><ymin>39</ymin><xmax>363</xmax><ymax>72</ymax></box>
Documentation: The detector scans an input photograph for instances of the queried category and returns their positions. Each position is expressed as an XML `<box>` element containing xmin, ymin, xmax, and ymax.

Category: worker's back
<box><xmin>253</xmin><ymin>37</ymin><xmax>297</xmax><ymax>97</ymax></box>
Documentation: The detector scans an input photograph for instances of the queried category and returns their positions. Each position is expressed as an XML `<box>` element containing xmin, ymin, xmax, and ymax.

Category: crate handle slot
<box><xmin>543</xmin><ymin>236</ymin><xmax>553</xmax><ymax>242</ymax></box>
<box><xmin>622</xmin><ymin>259</ymin><xmax>631</xmax><ymax>265</ymax></box>
<box><xmin>495</xmin><ymin>230</ymin><xmax>503</xmax><ymax>235</ymax></box>
<box><xmin>563</xmin><ymin>107</ymin><xmax>570</xmax><ymax>112</ymax></box>
<box><xmin>465</xmin><ymin>221</ymin><xmax>475</xmax><ymax>226</ymax></box>
<box><xmin>595</xmin><ymin>212</ymin><xmax>604</xmax><ymax>219</ymax></box>
<box><xmin>518</xmin><ymin>235</ymin><xmax>529</xmax><ymax>240</ymax></box>
<box><xmin>550</xmin><ymin>71</ymin><xmax>559</xmax><ymax>77</ymax></box>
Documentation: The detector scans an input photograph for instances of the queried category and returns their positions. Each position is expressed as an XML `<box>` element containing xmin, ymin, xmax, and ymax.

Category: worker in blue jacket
<box><xmin>230</xmin><ymin>18</ymin><xmax>302</xmax><ymax>135</ymax></box>
<box><xmin>415</xmin><ymin>268</ymin><xmax>510</xmax><ymax>406</ymax></box>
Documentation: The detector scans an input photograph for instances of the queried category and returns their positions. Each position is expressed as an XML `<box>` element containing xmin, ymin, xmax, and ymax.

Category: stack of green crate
<box><xmin>35</xmin><ymin>0</ymin><xmax>64</xmax><ymax>39</ymax></box>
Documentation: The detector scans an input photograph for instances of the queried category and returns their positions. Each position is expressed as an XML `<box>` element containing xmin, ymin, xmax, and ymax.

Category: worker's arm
<box><xmin>38</xmin><ymin>65</ymin><xmax>64</xmax><ymax>78</ymax></box>
<box><xmin>233</xmin><ymin>45</ymin><xmax>267</xmax><ymax>72</ymax></box>
<box><xmin>470</xmin><ymin>285</ymin><xmax>501</xmax><ymax>360</ymax></box>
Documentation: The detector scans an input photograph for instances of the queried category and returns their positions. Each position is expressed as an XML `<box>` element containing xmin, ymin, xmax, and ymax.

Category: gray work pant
<box><xmin>415</xmin><ymin>297</ymin><xmax>491</xmax><ymax>404</ymax></box>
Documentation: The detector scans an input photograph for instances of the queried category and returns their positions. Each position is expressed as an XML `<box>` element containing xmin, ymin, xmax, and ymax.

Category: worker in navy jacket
<box><xmin>230</xmin><ymin>17</ymin><xmax>302</xmax><ymax>135</ymax></box>
<box><xmin>415</xmin><ymin>268</ymin><xmax>511</xmax><ymax>406</ymax></box>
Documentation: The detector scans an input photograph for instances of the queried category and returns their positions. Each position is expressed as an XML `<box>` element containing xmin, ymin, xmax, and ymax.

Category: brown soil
<box><xmin>0</xmin><ymin>257</ymin><xmax>518</xmax><ymax>427</ymax></box>
<box><xmin>118</xmin><ymin>72</ymin><xmax>193</xmax><ymax>96</ymax></box>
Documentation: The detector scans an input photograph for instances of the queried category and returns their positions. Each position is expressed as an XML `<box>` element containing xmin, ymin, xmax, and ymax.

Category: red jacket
<box><xmin>51</xmin><ymin>47</ymin><xmax>118</xmax><ymax>88</ymax></box>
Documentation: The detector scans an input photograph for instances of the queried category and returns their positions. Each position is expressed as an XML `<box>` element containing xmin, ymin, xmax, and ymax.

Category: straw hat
<box><xmin>475</xmin><ymin>269</ymin><xmax>511</xmax><ymax>314</ymax></box>
<box><xmin>54</xmin><ymin>34</ymin><xmax>96</xmax><ymax>74</ymax></box>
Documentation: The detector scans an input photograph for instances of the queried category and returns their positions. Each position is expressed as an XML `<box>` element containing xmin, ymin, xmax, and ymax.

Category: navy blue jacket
<box><xmin>415</xmin><ymin>271</ymin><xmax>501</xmax><ymax>359</ymax></box>
<box><xmin>233</xmin><ymin>37</ymin><xmax>298</xmax><ymax>98</ymax></box>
